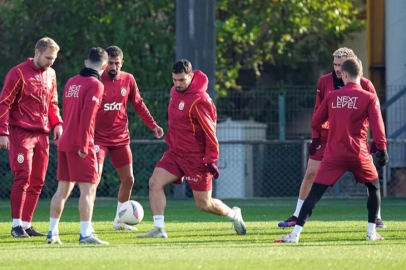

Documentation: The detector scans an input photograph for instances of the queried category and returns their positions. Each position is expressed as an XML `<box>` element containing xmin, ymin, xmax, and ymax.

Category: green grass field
<box><xmin>0</xmin><ymin>197</ymin><xmax>405</xmax><ymax>270</ymax></box>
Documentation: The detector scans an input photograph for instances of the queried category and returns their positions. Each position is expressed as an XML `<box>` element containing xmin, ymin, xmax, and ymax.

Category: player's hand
<box><xmin>370</xmin><ymin>142</ymin><xmax>378</xmax><ymax>154</ymax></box>
<box><xmin>153</xmin><ymin>126</ymin><xmax>164</xmax><ymax>139</ymax></box>
<box><xmin>53</xmin><ymin>124</ymin><xmax>63</xmax><ymax>146</ymax></box>
<box><xmin>308</xmin><ymin>138</ymin><xmax>321</xmax><ymax>156</ymax></box>
<box><xmin>0</xmin><ymin>136</ymin><xmax>9</xmax><ymax>150</ymax></box>
<box><xmin>78</xmin><ymin>150</ymin><xmax>87</xmax><ymax>158</ymax></box>
<box><xmin>375</xmin><ymin>149</ymin><xmax>389</xmax><ymax>168</ymax></box>
<box><xmin>206</xmin><ymin>163</ymin><xmax>220</xmax><ymax>179</ymax></box>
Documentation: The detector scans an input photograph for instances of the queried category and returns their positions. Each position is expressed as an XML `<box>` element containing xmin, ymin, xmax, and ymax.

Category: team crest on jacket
<box><xmin>95</xmin><ymin>145</ymin><xmax>100</xmax><ymax>153</ymax></box>
<box><xmin>121</xmin><ymin>88</ymin><xmax>126</xmax><ymax>96</ymax></box>
<box><xmin>17</xmin><ymin>153</ymin><xmax>24</xmax><ymax>164</ymax></box>
<box><xmin>179</xmin><ymin>101</ymin><xmax>185</xmax><ymax>110</ymax></box>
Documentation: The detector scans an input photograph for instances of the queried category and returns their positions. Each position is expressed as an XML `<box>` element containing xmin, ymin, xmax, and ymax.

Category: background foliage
<box><xmin>0</xmin><ymin>0</ymin><xmax>364</xmax><ymax>94</ymax></box>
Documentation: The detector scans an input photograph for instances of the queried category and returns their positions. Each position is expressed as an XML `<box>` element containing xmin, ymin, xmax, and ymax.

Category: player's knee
<box><xmin>122</xmin><ymin>175</ymin><xmax>134</xmax><ymax>186</ymax></box>
<box><xmin>195</xmin><ymin>199</ymin><xmax>211</xmax><ymax>212</ymax></box>
<box><xmin>149</xmin><ymin>175</ymin><xmax>164</xmax><ymax>190</ymax></box>
<box><xmin>365</xmin><ymin>179</ymin><xmax>380</xmax><ymax>191</ymax></box>
<box><xmin>304</xmin><ymin>169</ymin><xmax>316</xmax><ymax>183</ymax></box>
<box><xmin>12</xmin><ymin>177</ymin><xmax>30</xmax><ymax>191</ymax></box>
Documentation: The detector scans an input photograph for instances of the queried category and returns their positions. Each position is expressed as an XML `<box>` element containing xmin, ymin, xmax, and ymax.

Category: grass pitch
<box><xmin>0</xmin><ymin>197</ymin><xmax>405</xmax><ymax>270</ymax></box>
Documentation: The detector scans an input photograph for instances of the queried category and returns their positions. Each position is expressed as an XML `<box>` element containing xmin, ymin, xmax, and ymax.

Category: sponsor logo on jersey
<box><xmin>66</xmin><ymin>85</ymin><xmax>81</xmax><ymax>98</ymax></box>
<box><xmin>332</xmin><ymin>96</ymin><xmax>358</xmax><ymax>109</ymax></box>
<box><xmin>92</xmin><ymin>96</ymin><xmax>99</xmax><ymax>104</ymax></box>
<box><xmin>104</xmin><ymin>102</ymin><xmax>122</xmax><ymax>111</ymax></box>
<box><xmin>185</xmin><ymin>176</ymin><xmax>198</xmax><ymax>182</ymax></box>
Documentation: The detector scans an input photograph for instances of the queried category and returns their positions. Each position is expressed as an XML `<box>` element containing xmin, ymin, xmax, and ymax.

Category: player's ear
<box><xmin>101</xmin><ymin>62</ymin><xmax>108</xmax><ymax>71</ymax></box>
<box><xmin>121</xmin><ymin>60</ymin><xmax>124</xmax><ymax>66</ymax></box>
<box><xmin>84</xmin><ymin>60</ymin><xmax>88</xmax><ymax>67</ymax></box>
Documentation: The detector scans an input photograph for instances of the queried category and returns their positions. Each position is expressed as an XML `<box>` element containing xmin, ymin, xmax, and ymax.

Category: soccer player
<box><xmin>95</xmin><ymin>46</ymin><xmax>163</xmax><ymax>231</ymax></box>
<box><xmin>275</xmin><ymin>58</ymin><xmax>389</xmax><ymax>243</ymax></box>
<box><xmin>137</xmin><ymin>59</ymin><xmax>247</xmax><ymax>238</ymax></box>
<box><xmin>46</xmin><ymin>47</ymin><xmax>109</xmax><ymax>245</ymax></box>
<box><xmin>278</xmin><ymin>47</ymin><xmax>386</xmax><ymax>228</ymax></box>
<box><xmin>0</xmin><ymin>37</ymin><xmax>63</xmax><ymax>238</ymax></box>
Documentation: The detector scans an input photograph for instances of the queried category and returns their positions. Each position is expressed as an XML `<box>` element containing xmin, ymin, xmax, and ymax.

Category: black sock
<box><xmin>296</xmin><ymin>183</ymin><xmax>329</xmax><ymax>227</ymax></box>
<box><xmin>365</xmin><ymin>179</ymin><xmax>381</xmax><ymax>224</ymax></box>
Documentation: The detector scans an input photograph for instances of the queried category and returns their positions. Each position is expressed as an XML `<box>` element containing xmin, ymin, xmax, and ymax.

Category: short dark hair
<box><xmin>87</xmin><ymin>47</ymin><xmax>108</xmax><ymax>65</ymax></box>
<box><xmin>105</xmin><ymin>45</ymin><xmax>123</xmax><ymax>59</ymax></box>
<box><xmin>172</xmin><ymin>59</ymin><xmax>192</xmax><ymax>74</ymax></box>
<box><xmin>340</xmin><ymin>58</ymin><xmax>362</xmax><ymax>78</ymax></box>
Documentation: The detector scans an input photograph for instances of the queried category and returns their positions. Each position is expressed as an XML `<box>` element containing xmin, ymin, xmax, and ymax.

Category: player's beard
<box><xmin>175</xmin><ymin>87</ymin><xmax>186</xmax><ymax>92</ymax></box>
<box><xmin>107</xmin><ymin>70</ymin><xmax>118</xmax><ymax>79</ymax></box>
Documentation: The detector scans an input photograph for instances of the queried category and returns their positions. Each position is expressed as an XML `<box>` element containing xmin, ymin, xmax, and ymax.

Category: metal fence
<box><xmin>0</xmin><ymin>86</ymin><xmax>406</xmax><ymax>199</ymax></box>
<box><xmin>0</xmin><ymin>139</ymin><xmax>404</xmax><ymax>199</ymax></box>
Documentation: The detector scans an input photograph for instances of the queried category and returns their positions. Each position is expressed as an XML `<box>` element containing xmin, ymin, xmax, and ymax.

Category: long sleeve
<box><xmin>79</xmin><ymin>83</ymin><xmax>104</xmax><ymax>154</ymax></box>
<box><xmin>311</xmin><ymin>79</ymin><xmax>324</xmax><ymax>138</ymax></box>
<box><xmin>193</xmin><ymin>99</ymin><xmax>219</xmax><ymax>163</ymax></box>
<box><xmin>365</xmin><ymin>80</ymin><xmax>377</xmax><ymax>95</ymax></box>
<box><xmin>129</xmin><ymin>78</ymin><xmax>157</xmax><ymax>130</ymax></box>
<box><xmin>368</xmin><ymin>96</ymin><xmax>387</xmax><ymax>150</ymax></box>
<box><xmin>0</xmin><ymin>68</ymin><xmax>22</xmax><ymax>136</ymax></box>
<box><xmin>48</xmin><ymin>76</ymin><xmax>63</xmax><ymax>128</ymax></box>
<box><xmin>311</xmin><ymin>95</ymin><xmax>329</xmax><ymax>131</ymax></box>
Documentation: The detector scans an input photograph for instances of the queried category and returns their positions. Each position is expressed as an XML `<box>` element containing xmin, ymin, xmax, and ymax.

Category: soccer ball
<box><xmin>118</xmin><ymin>200</ymin><xmax>144</xmax><ymax>225</ymax></box>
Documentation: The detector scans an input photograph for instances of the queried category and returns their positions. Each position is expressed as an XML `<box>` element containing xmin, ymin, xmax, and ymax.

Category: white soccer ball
<box><xmin>118</xmin><ymin>200</ymin><xmax>144</xmax><ymax>225</ymax></box>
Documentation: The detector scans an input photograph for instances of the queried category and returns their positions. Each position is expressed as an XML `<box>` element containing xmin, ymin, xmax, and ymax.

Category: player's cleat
<box><xmin>136</xmin><ymin>227</ymin><xmax>168</xmax><ymax>238</ymax></box>
<box><xmin>231</xmin><ymin>207</ymin><xmax>247</xmax><ymax>235</ymax></box>
<box><xmin>366</xmin><ymin>232</ymin><xmax>384</xmax><ymax>241</ymax></box>
<box><xmin>274</xmin><ymin>233</ymin><xmax>299</xmax><ymax>243</ymax></box>
<box><xmin>11</xmin><ymin>225</ymin><xmax>30</xmax><ymax>238</ymax></box>
<box><xmin>376</xmin><ymin>219</ymin><xmax>387</xmax><ymax>228</ymax></box>
<box><xmin>113</xmin><ymin>220</ymin><xmax>138</xmax><ymax>231</ymax></box>
<box><xmin>46</xmin><ymin>231</ymin><xmax>62</xmax><ymax>244</ymax></box>
<box><xmin>79</xmin><ymin>233</ymin><xmax>109</xmax><ymax>245</ymax></box>
<box><xmin>278</xmin><ymin>215</ymin><xmax>297</xmax><ymax>228</ymax></box>
<box><xmin>25</xmin><ymin>226</ymin><xmax>46</xmax><ymax>237</ymax></box>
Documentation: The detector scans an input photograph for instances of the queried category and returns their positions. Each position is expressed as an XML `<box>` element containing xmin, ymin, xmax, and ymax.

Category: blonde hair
<box><xmin>332</xmin><ymin>47</ymin><xmax>356</xmax><ymax>58</ymax></box>
<box><xmin>35</xmin><ymin>37</ymin><xmax>60</xmax><ymax>53</ymax></box>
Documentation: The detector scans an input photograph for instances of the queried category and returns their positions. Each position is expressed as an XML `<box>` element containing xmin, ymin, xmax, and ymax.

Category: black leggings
<box><xmin>296</xmin><ymin>179</ymin><xmax>381</xmax><ymax>227</ymax></box>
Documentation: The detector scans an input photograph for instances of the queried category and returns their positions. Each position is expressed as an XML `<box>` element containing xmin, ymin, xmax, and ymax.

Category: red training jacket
<box><xmin>311</xmin><ymin>82</ymin><xmax>387</xmax><ymax>162</ymax></box>
<box><xmin>312</xmin><ymin>72</ymin><xmax>376</xmax><ymax>141</ymax></box>
<box><xmin>58</xmin><ymin>71</ymin><xmax>104</xmax><ymax>155</ymax></box>
<box><xmin>0</xmin><ymin>58</ymin><xmax>63</xmax><ymax>135</ymax></box>
<box><xmin>94</xmin><ymin>71</ymin><xmax>157</xmax><ymax>146</ymax></box>
<box><xmin>165</xmin><ymin>70</ymin><xmax>219</xmax><ymax>163</ymax></box>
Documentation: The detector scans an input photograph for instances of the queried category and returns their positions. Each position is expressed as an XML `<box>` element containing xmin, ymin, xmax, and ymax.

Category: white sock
<box><xmin>226</xmin><ymin>208</ymin><xmax>237</xmax><ymax>221</ymax></box>
<box><xmin>80</xmin><ymin>221</ymin><xmax>92</xmax><ymax>237</ymax></box>
<box><xmin>49</xmin><ymin>218</ymin><xmax>60</xmax><ymax>234</ymax></box>
<box><xmin>377</xmin><ymin>207</ymin><xmax>381</xmax><ymax>220</ymax></box>
<box><xmin>12</xmin><ymin>219</ymin><xmax>22</xmax><ymax>228</ymax></box>
<box><xmin>367</xmin><ymin>223</ymin><xmax>376</xmax><ymax>234</ymax></box>
<box><xmin>153</xmin><ymin>215</ymin><xmax>165</xmax><ymax>228</ymax></box>
<box><xmin>115</xmin><ymin>202</ymin><xmax>123</xmax><ymax>222</ymax></box>
<box><xmin>293</xmin><ymin>199</ymin><xmax>304</xmax><ymax>217</ymax></box>
<box><xmin>22</xmin><ymin>221</ymin><xmax>31</xmax><ymax>230</ymax></box>
<box><xmin>292</xmin><ymin>225</ymin><xmax>303</xmax><ymax>235</ymax></box>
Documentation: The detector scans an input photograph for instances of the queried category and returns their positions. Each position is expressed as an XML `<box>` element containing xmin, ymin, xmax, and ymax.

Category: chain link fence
<box><xmin>0</xmin><ymin>87</ymin><xmax>405</xmax><ymax>199</ymax></box>
<box><xmin>0</xmin><ymin>139</ymin><xmax>404</xmax><ymax>199</ymax></box>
